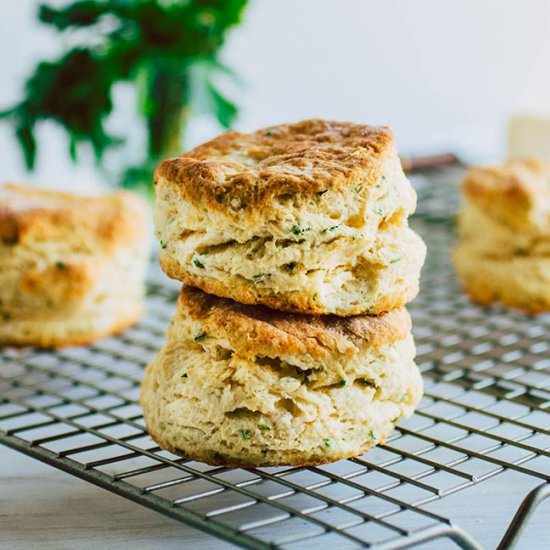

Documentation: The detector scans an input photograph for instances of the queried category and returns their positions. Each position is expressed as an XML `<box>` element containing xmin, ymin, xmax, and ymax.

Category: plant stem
<box><xmin>147</xmin><ymin>66</ymin><xmax>189</xmax><ymax>160</ymax></box>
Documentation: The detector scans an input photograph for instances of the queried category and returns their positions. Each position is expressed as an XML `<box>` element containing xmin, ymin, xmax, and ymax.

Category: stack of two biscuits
<box><xmin>141</xmin><ymin>120</ymin><xmax>426</xmax><ymax>466</ymax></box>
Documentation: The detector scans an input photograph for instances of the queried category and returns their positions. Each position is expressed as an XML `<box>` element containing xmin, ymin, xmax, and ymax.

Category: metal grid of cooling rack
<box><xmin>1</xmin><ymin>174</ymin><xmax>550</xmax><ymax>549</ymax></box>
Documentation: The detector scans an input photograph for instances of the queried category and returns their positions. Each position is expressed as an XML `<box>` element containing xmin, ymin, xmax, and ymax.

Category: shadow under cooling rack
<box><xmin>1</xmin><ymin>179</ymin><xmax>550</xmax><ymax>549</ymax></box>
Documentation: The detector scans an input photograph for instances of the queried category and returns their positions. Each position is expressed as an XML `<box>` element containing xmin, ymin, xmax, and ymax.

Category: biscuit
<box><xmin>0</xmin><ymin>183</ymin><xmax>150</xmax><ymax>347</ymax></box>
<box><xmin>140</xmin><ymin>286</ymin><xmax>423</xmax><ymax>467</ymax></box>
<box><xmin>454</xmin><ymin>158</ymin><xmax>550</xmax><ymax>312</ymax></box>
<box><xmin>462</xmin><ymin>158</ymin><xmax>550</xmax><ymax>232</ymax></box>
<box><xmin>454</xmin><ymin>244</ymin><xmax>550</xmax><ymax>313</ymax></box>
<box><xmin>154</xmin><ymin>119</ymin><xmax>425</xmax><ymax>316</ymax></box>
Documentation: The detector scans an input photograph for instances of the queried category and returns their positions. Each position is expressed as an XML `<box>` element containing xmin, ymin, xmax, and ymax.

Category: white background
<box><xmin>2</xmin><ymin>0</ymin><xmax>550</xmax><ymax>190</ymax></box>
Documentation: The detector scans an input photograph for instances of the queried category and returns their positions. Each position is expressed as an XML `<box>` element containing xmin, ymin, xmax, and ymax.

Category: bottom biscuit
<box><xmin>454</xmin><ymin>245</ymin><xmax>550</xmax><ymax>313</ymax></box>
<box><xmin>140</xmin><ymin>286</ymin><xmax>423</xmax><ymax>467</ymax></box>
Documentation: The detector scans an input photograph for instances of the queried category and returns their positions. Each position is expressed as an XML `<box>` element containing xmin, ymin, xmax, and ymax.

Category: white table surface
<box><xmin>1</xmin><ymin>445</ymin><xmax>548</xmax><ymax>550</ymax></box>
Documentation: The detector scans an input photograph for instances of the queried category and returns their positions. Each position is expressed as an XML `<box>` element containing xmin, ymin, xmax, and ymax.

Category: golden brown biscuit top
<box><xmin>155</xmin><ymin>119</ymin><xmax>395</xmax><ymax>212</ymax></box>
<box><xmin>462</xmin><ymin>158</ymin><xmax>550</xmax><ymax>228</ymax></box>
<box><xmin>0</xmin><ymin>183</ymin><xmax>149</xmax><ymax>249</ymax></box>
<box><xmin>178</xmin><ymin>286</ymin><xmax>411</xmax><ymax>360</ymax></box>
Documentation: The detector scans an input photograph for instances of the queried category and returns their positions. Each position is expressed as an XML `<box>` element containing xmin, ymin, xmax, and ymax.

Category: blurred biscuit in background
<box><xmin>0</xmin><ymin>184</ymin><xmax>150</xmax><ymax>347</ymax></box>
<box><xmin>154</xmin><ymin>119</ymin><xmax>425</xmax><ymax>317</ymax></box>
<box><xmin>454</xmin><ymin>159</ymin><xmax>550</xmax><ymax>312</ymax></box>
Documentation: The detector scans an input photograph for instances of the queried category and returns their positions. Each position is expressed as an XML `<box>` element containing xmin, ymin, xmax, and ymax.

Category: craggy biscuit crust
<box><xmin>155</xmin><ymin>119</ymin><xmax>397</xmax><ymax>215</ymax></box>
<box><xmin>179</xmin><ymin>285</ymin><xmax>412</xmax><ymax>360</ymax></box>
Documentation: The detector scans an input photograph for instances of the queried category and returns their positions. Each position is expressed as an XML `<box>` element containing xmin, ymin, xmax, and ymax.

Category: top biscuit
<box><xmin>155</xmin><ymin>120</ymin><xmax>424</xmax><ymax>316</ymax></box>
<box><xmin>462</xmin><ymin>158</ymin><xmax>550</xmax><ymax>231</ymax></box>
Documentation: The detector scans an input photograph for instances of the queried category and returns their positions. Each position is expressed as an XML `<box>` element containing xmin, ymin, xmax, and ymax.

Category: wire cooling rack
<box><xmin>1</xmin><ymin>171</ymin><xmax>549</xmax><ymax>549</ymax></box>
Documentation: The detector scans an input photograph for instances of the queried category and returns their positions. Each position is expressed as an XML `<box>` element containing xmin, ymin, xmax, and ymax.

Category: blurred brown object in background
<box><xmin>401</xmin><ymin>153</ymin><xmax>461</xmax><ymax>173</ymax></box>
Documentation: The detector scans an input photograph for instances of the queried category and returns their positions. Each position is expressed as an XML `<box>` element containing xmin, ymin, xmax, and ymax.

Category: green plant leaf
<box><xmin>68</xmin><ymin>134</ymin><xmax>78</xmax><ymax>162</ymax></box>
<box><xmin>207</xmin><ymin>57</ymin><xmax>245</xmax><ymax>86</ymax></box>
<box><xmin>39</xmin><ymin>1</ymin><xmax>105</xmax><ymax>30</ymax></box>
<box><xmin>1</xmin><ymin>0</ymin><xmax>250</xmax><ymax>188</ymax></box>
<box><xmin>120</xmin><ymin>160</ymin><xmax>157</xmax><ymax>201</ymax></box>
<box><xmin>207</xmin><ymin>82</ymin><xmax>237</xmax><ymax>128</ymax></box>
<box><xmin>15</xmin><ymin>121</ymin><xmax>37</xmax><ymax>170</ymax></box>
<box><xmin>0</xmin><ymin>107</ymin><xmax>16</xmax><ymax>119</ymax></box>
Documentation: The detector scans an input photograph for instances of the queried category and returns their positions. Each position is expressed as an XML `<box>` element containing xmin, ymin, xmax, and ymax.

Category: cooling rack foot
<box><xmin>496</xmin><ymin>482</ymin><xmax>550</xmax><ymax>550</ymax></box>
